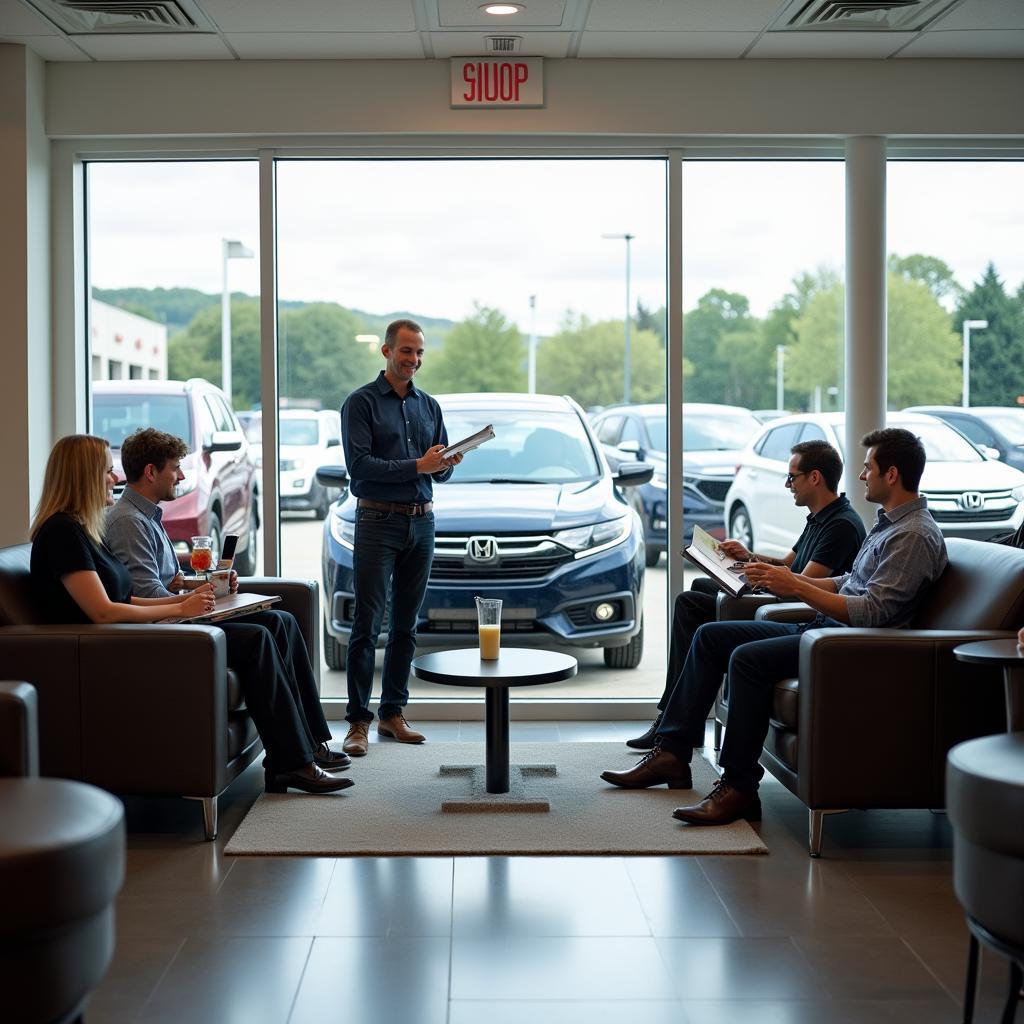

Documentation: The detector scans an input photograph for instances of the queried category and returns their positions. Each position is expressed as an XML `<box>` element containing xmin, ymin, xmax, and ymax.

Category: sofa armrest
<box><xmin>794</xmin><ymin>627</ymin><xmax>1014</xmax><ymax>808</ymax></box>
<box><xmin>716</xmin><ymin>592</ymin><xmax>781</xmax><ymax>622</ymax></box>
<box><xmin>757</xmin><ymin>602</ymin><xmax>815</xmax><ymax>623</ymax></box>
<box><xmin>237</xmin><ymin>577</ymin><xmax>318</xmax><ymax>663</ymax></box>
<box><xmin>0</xmin><ymin>681</ymin><xmax>38</xmax><ymax>777</ymax></box>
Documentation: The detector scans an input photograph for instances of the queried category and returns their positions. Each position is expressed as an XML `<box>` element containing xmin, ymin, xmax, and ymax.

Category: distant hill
<box><xmin>93</xmin><ymin>287</ymin><xmax>455</xmax><ymax>341</ymax></box>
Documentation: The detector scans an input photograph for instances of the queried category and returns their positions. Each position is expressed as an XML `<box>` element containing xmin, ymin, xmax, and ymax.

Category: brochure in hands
<box><xmin>441</xmin><ymin>424</ymin><xmax>495</xmax><ymax>460</ymax></box>
<box><xmin>160</xmin><ymin>592</ymin><xmax>282</xmax><ymax>624</ymax></box>
<box><xmin>682</xmin><ymin>525</ymin><xmax>753</xmax><ymax>597</ymax></box>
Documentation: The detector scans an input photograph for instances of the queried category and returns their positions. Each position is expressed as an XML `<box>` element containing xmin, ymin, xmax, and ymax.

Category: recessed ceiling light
<box><xmin>481</xmin><ymin>3</ymin><xmax>524</xmax><ymax>14</ymax></box>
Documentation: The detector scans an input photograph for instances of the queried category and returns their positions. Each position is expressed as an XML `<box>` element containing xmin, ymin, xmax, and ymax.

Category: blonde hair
<box><xmin>30</xmin><ymin>434</ymin><xmax>111</xmax><ymax>546</ymax></box>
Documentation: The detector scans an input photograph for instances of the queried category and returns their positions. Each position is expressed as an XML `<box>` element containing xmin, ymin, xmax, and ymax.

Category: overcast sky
<box><xmin>89</xmin><ymin>159</ymin><xmax>1024</xmax><ymax>336</ymax></box>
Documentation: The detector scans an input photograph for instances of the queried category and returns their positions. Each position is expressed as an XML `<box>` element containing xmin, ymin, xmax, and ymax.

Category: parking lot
<box><xmin>278</xmin><ymin>515</ymin><xmax>683</xmax><ymax>702</ymax></box>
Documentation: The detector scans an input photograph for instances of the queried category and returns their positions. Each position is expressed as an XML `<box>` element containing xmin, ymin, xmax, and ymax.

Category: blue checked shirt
<box><xmin>105</xmin><ymin>487</ymin><xmax>180</xmax><ymax>598</ymax></box>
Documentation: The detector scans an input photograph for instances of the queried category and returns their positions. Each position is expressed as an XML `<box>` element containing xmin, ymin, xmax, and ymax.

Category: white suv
<box><xmin>240</xmin><ymin>409</ymin><xmax>345</xmax><ymax>518</ymax></box>
<box><xmin>724</xmin><ymin>411</ymin><xmax>1024</xmax><ymax>558</ymax></box>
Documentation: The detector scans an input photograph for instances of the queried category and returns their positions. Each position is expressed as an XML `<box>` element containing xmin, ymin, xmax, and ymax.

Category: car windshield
<box><xmin>683</xmin><ymin>411</ymin><xmax>761</xmax><ymax>452</ymax></box>
<box><xmin>908</xmin><ymin>420</ymin><xmax>985</xmax><ymax>462</ymax></box>
<box><xmin>93</xmin><ymin>393</ymin><xmax>192</xmax><ymax>449</ymax></box>
<box><xmin>441</xmin><ymin>408</ymin><xmax>600</xmax><ymax>483</ymax></box>
<box><xmin>982</xmin><ymin>411</ymin><xmax>1024</xmax><ymax>446</ymax></box>
<box><xmin>644</xmin><ymin>416</ymin><xmax>667</xmax><ymax>453</ymax></box>
<box><xmin>239</xmin><ymin>414</ymin><xmax>261</xmax><ymax>443</ymax></box>
<box><xmin>281</xmin><ymin>418</ymin><xmax>320</xmax><ymax>447</ymax></box>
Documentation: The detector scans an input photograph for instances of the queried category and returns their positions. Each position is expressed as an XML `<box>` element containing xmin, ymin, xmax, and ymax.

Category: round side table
<box><xmin>953</xmin><ymin>638</ymin><xmax>1024</xmax><ymax>732</ymax></box>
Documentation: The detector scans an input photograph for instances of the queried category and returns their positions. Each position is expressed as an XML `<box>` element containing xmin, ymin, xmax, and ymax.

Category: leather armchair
<box><xmin>714</xmin><ymin>538</ymin><xmax>1024</xmax><ymax>856</ymax></box>
<box><xmin>0</xmin><ymin>542</ymin><xmax>322</xmax><ymax>839</ymax></box>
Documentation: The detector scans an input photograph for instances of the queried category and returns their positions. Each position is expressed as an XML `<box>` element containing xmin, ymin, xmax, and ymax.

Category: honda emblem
<box><xmin>958</xmin><ymin>491</ymin><xmax>984</xmax><ymax>511</ymax></box>
<box><xmin>467</xmin><ymin>536</ymin><xmax>499</xmax><ymax>564</ymax></box>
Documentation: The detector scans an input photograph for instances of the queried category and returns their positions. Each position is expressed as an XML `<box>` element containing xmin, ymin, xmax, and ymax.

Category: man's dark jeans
<box><xmin>658</xmin><ymin>577</ymin><xmax>719</xmax><ymax>712</ymax></box>
<box><xmin>346</xmin><ymin>508</ymin><xmax>435</xmax><ymax>723</ymax></box>
<box><xmin>656</xmin><ymin>619</ymin><xmax>806</xmax><ymax>793</ymax></box>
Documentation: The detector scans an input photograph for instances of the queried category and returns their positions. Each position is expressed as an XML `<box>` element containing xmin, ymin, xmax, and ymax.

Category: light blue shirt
<box><xmin>105</xmin><ymin>487</ymin><xmax>180</xmax><ymax>598</ymax></box>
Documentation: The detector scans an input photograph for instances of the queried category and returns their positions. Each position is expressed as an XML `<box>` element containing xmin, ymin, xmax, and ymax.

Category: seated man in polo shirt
<box><xmin>602</xmin><ymin>427</ymin><xmax>947</xmax><ymax>827</ymax></box>
<box><xmin>627</xmin><ymin>439</ymin><xmax>867</xmax><ymax>750</ymax></box>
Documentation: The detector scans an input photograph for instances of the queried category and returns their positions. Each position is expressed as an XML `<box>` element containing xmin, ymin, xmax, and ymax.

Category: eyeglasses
<box><xmin>785</xmin><ymin>471</ymin><xmax>808</xmax><ymax>485</ymax></box>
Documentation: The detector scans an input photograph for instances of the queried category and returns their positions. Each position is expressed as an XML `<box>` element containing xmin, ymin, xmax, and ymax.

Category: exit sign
<box><xmin>451</xmin><ymin>57</ymin><xmax>544</xmax><ymax>108</ymax></box>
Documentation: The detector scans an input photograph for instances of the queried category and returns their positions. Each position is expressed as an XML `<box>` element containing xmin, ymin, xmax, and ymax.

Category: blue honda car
<box><xmin>316</xmin><ymin>393</ymin><xmax>653</xmax><ymax>671</ymax></box>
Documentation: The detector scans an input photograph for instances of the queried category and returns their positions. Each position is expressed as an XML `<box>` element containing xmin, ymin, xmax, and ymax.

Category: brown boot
<box><xmin>672</xmin><ymin>780</ymin><xmax>762</xmax><ymax>825</ymax></box>
<box><xmin>377</xmin><ymin>713</ymin><xmax>425</xmax><ymax>744</ymax></box>
<box><xmin>342</xmin><ymin>721</ymin><xmax>370</xmax><ymax>756</ymax></box>
<box><xmin>600</xmin><ymin>745</ymin><xmax>692</xmax><ymax>790</ymax></box>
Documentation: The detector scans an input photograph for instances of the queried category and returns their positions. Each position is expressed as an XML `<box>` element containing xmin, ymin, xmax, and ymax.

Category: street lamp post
<box><xmin>962</xmin><ymin>319</ymin><xmax>988</xmax><ymax>408</ymax></box>
<box><xmin>527</xmin><ymin>294</ymin><xmax>538</xmax><ymax>394</ymax></box>
<box><xmin>775</xmin><ymin>345</ymin><xmax>786</xmax><ymax>411</ymax></box>
<box><xmin>602</xmin><ymin>232</ymin><xmax>635</xmax><ymax>404</ymax></box>
<box><xmin>221</xmin><ymin>239</ymin><xmax>254</xmax><ymax>400</ymax></box>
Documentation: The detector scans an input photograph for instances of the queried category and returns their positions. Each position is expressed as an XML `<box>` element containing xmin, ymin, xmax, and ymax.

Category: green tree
<box><xmin>535</xmin><ymin>314</ymin><xmax>663</xmax><ymax>408</ymax></box>
<box><xmin>888</xmin><ymin>253</ymin><xmax>963</xmax><ymax>305</ymax></box>
<box><xmin>416</xmin><ymin>304</ymin><xmax>526</xmax><ymax>395</ymax></box>
<box><xmin>954</xmin><ymin>263</ymin><xmax>1024</xmax><ymax>406</ymax></box>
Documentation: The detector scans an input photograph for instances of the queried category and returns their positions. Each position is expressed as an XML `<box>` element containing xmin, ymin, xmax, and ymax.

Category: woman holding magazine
<box><xmin>30</xmin><ymin>434</ymin><xmax>353</xmax><ymax>795</ymax></box>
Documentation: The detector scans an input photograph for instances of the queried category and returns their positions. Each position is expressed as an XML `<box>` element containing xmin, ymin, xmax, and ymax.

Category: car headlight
<box><xmin>174</xmin><ymin>465</ymin><xmax>198</xmax><ymax>497</ymax></box>
<box><xmin>554</xmin><ymin>515</ymin><xmax>632</xmax><ymax>559</ymax></box>
<box><xmin>329</xmin><ymin>513</ymin><xmax>356</xmax><ymax>550</ymax></box>
<box><xmin>1012</xmin><ymin>485</ymin><xmax>1024</xmax><ymax>503</ymax></box>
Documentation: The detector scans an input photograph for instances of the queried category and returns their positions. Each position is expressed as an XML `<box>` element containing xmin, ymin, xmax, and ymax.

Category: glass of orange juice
<box><xmin>475</xmin><ymin>597</ymin><xmax>502</xmax><ymax>660</ymax></box>
<box><xmin>190</xmin><ymin>535</ymin><xmax>214</xmax><ymax>576</ymax></box>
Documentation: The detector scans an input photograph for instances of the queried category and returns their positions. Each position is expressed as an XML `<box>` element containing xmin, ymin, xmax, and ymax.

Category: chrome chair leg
<box><xmin>962</xmin><ymin>933</ymin><xmax>979</xmax><ymax>1024</ymax></box>
<box><xmin>186</xmin><ymin>796</ymin><xmax>218</xmax><ymax>840</ymax></box>
<box><xmin>808</xmin><ymin>808</ymin><xmax>848</xmax><ymax>857</ymax></box>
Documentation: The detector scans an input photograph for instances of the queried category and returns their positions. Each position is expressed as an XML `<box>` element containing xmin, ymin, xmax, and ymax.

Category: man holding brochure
<box><xmin>340</xmin><ymin>319</ymin><xmax>463</xmax><ymax>756</ymax></box>
<box><xmin>106</xmin><ymin>427</ymin><xmax>353</xmax><ymax>795</ymax></box>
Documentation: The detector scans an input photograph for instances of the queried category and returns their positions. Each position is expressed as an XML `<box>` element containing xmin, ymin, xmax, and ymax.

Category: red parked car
<box><xmin>92</xmin><ymin>379</ymin><xmax>261</xmax><ymax>575</ymax></box>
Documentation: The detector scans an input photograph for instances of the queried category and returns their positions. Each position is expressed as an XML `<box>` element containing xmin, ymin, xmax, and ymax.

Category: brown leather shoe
<box><xmin>600</xmin><ymin>745</ymin><xmax>692</xmax><ymax>790</ymax></box>
<box><xmin>672</xmin><ymin>779</ymin><xmax>762</xmax><ymax>825</ymax></box>
<box><xmin>377</xmin><ymin>714</ymin><xmax>425</xmax><ymax>744</ymax></box>
<box><xmin>342</xmin><ymin>721</ymin><xmax>370</xmax><ymax>756</ymax></box>
<box><xmin>264</xmin><ymin>764</ymin><xmax>355</xmax><ymax>794</ymax></box>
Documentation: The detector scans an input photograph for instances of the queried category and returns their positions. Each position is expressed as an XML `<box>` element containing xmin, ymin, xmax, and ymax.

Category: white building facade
<box><xmin>90</xmin><ymin>299</ymin><xmax>167</xmax><ymax>382</ymax></box>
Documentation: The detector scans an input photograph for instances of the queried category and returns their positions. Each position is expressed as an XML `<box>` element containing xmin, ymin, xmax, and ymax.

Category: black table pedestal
<box><xmin>485</xmin><ymin>686</ymin><xmax>510</xmax><ymax>793</ymax></box>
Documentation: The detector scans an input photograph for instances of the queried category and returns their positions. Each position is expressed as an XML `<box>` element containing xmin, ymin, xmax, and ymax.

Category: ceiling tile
<box><xmin>1</xmin><ymin>34</ymin><xmax>89</xmax><ymax>59</ymax></box>
<box><xmin>228</xmin><ymin>31</ymin><xmax>426</xmax><ymax>59</ymax></box>
<box><xmin>578</xmin><ymin>31</ymin><xmax>757</xmax><ymax>58</ymax></box>
<box><xmin>931</xmin><ymin>0</ymin><xmax>1024</xmax><ymax>31</ymax></box>
<box><xmin>437</xmin><ymin>0</ymin><xmax>567</xmax><ymax>29</ymax></box>
<box><xmin>0</xmin><ymin>2</ymin><xmax>59</xmax><ymax>34</ymax></box>
<box><xmin>747</xmin><ymin>31</ymin><xmax>916</xmax><ymax>58</ymax></box>
<box><xmin>430</xmin><ymin>31</ymin><xmax>572</xmax><ymax>57</ymax></box>
<box><xmin>72</xmin><ymin>33</ymin><xmax>235</xmax><ymax>60</ymax></box>
<box><xmin>200</xmin><ymin>0</ymin><xmax>417</xmax><ymax>32</ymax></box>
<box><xmin>898</xmin><ymin>28</ymin><xmax>1024</xmax><ymax>55</ymax></box>
<box><xmin>585</xmin><ymin>0</ymin><xmax>782</xmax><ymax>32</ymax></box>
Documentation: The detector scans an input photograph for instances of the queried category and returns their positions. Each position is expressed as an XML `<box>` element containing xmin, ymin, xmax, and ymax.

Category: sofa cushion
<box><xmin>0</xmin><ymin>545</ymin><xmax>37</xmax><ymax>628</ymax></box>
<box><xmin>771</xmin><ymin>677</ymin><xmax>799</xmax><ymax>729</ymax></box>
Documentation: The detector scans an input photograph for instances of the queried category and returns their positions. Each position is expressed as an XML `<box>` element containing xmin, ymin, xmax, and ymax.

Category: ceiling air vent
<box><xmin>484</xmin><ymin>35</ymin><xmax>523</xmax><ymax>54</ymax></box>
<box><xmin>23</xmin><ymin>0</ymin><xmax>217</xmax><ymax>34</ymax></box>
<box><xmin>770</xmin><ymin>0</ymin><xmax>966</xmax><ymax>31</ymax></box>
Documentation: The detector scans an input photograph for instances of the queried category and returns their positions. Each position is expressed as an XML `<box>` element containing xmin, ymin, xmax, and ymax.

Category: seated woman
<box><xmin>30</xmin><ymin>434</ymin><xmax>353</xmax><ymax>796</ymax></box>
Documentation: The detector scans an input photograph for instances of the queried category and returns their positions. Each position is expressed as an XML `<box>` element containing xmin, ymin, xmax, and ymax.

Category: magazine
<box><xmin>159</xmin><ymin>592</ymin><xmax>282</xmax><ymax>624</ymax></box>
<box><xmin>441</xmin><ymin>424</ymin><xmax>496</xmax><ymax>459</ymax></box>
<box><xmin>681</xmin><ymin>524</ymin><xmax>753</xmax><ymax>597</ymax></box>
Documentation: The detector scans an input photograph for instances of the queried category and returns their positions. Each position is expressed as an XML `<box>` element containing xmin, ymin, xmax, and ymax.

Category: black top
<box><xmin>30</xmin><ymin>513</ymin><xmax>133</xmax><ymax>624</ymax></box>
<box><xmin>341</xmin><ymin>371</ymin><xmax>452</xmax><ymax>504</ymax></box>
<box><xmin>791</xmin><ymin>494</ymin><xmax>866</xmax><ymax>575</ymax></box>
<box><xmin>412</xmin><ymin>648</ymin><xmax>578</xmax><ymax>688</ymax></box>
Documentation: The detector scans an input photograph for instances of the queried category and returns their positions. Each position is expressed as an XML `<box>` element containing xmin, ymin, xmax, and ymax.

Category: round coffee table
<box><xmin>953</xmin><ymin>638</ymin><xmax>1024</xmax><ymax>732</ymax></box>
<box><xmin>411</xmin><ymin>647</ymin><xmax>577</xmax><ymax>795</ymax></box>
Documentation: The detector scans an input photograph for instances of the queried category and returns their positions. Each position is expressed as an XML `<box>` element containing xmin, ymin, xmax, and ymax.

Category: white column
<box><xmin>667</xmin><ymin>151</ymin><xmax>684</xmax><ymax>605</ymax></box>
<box><xmin>258</xmin><ymin>151</ymin><xmax>280</xmax><ymax>577</ymax></box>
<box><xmin>844</xmin><ymin>136</ymin><xmax>887</xmax><ymax>528</ymax></box>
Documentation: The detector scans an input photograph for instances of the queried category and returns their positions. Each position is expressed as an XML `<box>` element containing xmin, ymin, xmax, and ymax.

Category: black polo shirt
<box><xmin>790</xmin><ymin>494</ymin><xmax>866</xmax><ymax>575</ymax></box>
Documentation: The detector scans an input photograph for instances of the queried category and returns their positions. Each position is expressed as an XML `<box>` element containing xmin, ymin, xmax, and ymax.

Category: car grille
<box><xmin>922</xmin><ymin>489</ymin><xmax>1018</xmax><ymax>523</ymax></box>
<box><xmin>430</xmin><ymin>534</ymin><xmax>573</xmax><ymax>581</ymax></box>
<box><xmin>424</xmin><ymin>618</ymin><xmax>538</xmax><ymax>634</ymax></box>
<box><xmin>694</xmin><ymin>479</ymin><xmax>731</xmax><ymax>504</ymax></box>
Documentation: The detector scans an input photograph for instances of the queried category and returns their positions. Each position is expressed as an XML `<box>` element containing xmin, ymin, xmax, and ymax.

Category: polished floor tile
<box><xmin>449</xmin><ymin>1001</ymin><xmax>686</xmax><ymax>1024</ymax></box>
<box><xmin>624</xmin><ymin>857</ymin><xmax>741</xmax><ymax>937</ymax></box>
<box><xmin>680</xmin><ymin>998</ymin><xmax>960</xmax><ymax>1024</ymax></box>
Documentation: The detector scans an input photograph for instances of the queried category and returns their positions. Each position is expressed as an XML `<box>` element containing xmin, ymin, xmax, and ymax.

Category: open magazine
<box><xmin>682</xmin><ymin>524</ymin><xmax>753</xmax><ymax>597</ymax></box>
<box><xmin>159</xmin><ymin>592</ymin><xmax>281</xmax><ymax>624</ymax></box>
<box><xmin>441</xmin><ymin>424</ymin><xmax>495</xmax><ymax>459</ymax></box>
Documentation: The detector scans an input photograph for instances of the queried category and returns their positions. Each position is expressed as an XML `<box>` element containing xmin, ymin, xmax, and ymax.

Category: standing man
<box><xmin>340</xmin><ymin>319</ymin><xmax>462</xmax><ymax>756</ymax></box>
<box><xmin>601</xmin><ymin>428</ymin><xmax>947</xmax><ymax>826</ymax></box>
<box><xmin>627</xmin><ymin>439</ymin><xmax>866</xmax><ymax>749</ymax></box>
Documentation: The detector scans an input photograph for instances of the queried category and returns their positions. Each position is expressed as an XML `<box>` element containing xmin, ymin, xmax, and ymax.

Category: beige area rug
<box><xmin>224</xmin><ymin>742</ymin><xmax>767</xmax><ymax>857</ymax></box>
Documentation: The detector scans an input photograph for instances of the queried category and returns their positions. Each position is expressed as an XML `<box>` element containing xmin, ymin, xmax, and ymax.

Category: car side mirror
<box><xmin>982</xmin><ymin>446</ymin><xmax>1001</xmax><ymax>461</ymax></box>
<box><xmin>204</xmin><ymin>430</ymin><xmax>243</xmax><ymax>453</ymax></box>
<box><xmin>615</xmin><ymin>461</ymin><xmax>654</xmax><ymax>487</ymax></box>
<box><xmin>316</xmin><ymin>465</ymin><xmax>349</xmax><ymax>488</ymax></box>
<box><xmin>617</xmin><ymin>439</ymin><xmax>643</xmax><ymax>458</ymax></box>
<box><xmin>326</xmin><ymin>437</ymin><xmax>341</xmax><ymax>448</ymax></box>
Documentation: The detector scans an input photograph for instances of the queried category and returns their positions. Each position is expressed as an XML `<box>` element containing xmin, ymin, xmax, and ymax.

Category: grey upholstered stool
<box><xmin>947</xmin><ymin>733</ymin><xmax>1024</xmax><ymax>1024</ymax></box>
<box><xmin>0</xmin><ymin>681</ymin><xmax>126</xmax><ymax>1024</ymax></box>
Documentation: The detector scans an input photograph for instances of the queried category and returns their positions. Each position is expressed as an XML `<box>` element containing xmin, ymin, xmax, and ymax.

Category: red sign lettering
<box><xmin>452</xmin><ymin>58</ymin><xmax>543</xmax><ymax>109</ymax></box>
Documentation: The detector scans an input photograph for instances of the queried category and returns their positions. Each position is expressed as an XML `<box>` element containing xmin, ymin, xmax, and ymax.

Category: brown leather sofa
<box><xmin>0</xmin><ymin>542</ymin><xmax>322</xmax><ymax>839</ymax></box>
<box><xmin>714</xmin><ymin>538</ymin><xmax>1023</xmax><ymax>856</ymax></box>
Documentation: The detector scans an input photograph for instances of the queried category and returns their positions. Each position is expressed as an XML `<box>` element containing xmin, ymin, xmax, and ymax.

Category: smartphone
<box><xmin>219</xmin><ymin>534</ymin><xmax>239</xmax><ymax>565</ymax></box>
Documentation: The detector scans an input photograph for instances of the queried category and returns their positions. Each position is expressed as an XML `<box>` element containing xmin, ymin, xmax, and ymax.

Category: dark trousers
<box><xmin>346</xmin><ymin>508</ymin><xmax>435</xmax><ymax>723</ymax></box>
<box><xmin>657</xmin><ymin>620</ymin><xmax>804</xmax><ymax>792</ymax></box>
<box><xmin>658</xmin><ymin>577</ymin><xmax>719</xmax><ymax>712</ymax></box>
<box><xmin>221</xmin><ymin>609</ymin><xmax>330</xmax><ymax>774</ymax></box>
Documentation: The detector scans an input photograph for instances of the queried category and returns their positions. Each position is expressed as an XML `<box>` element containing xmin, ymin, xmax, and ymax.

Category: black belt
<box><xmin>357</xmin><ymin>498</ymin><xmax>433</xmax><ymax>516</ymax></box>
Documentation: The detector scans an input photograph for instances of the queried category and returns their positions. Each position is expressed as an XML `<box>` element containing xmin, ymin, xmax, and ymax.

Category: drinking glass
<box><xmin>190</xmin><ymin>535</ymin><xmax>214</xmax><ymax>576</ymax></box>
<box><xmin>475</xmin><ymin>597</ymin><xmax>502</xmax><ymax>660</ymax></box>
